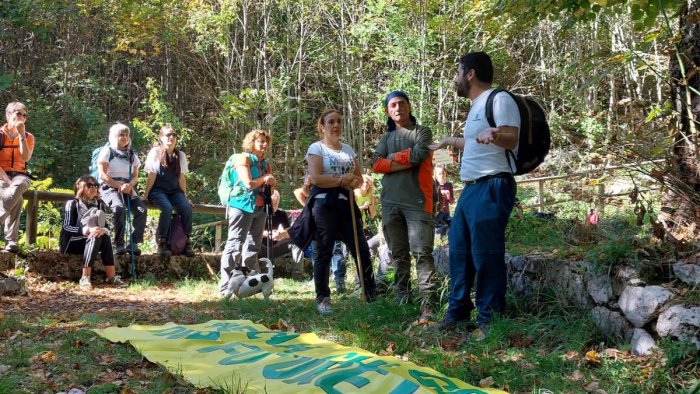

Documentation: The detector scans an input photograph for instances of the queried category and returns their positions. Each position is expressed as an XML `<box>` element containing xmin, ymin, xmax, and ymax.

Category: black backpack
<box><xmin>485</xmin><ymin>88</ymin><xmax>550</xmax><ymax>175</ymax></box>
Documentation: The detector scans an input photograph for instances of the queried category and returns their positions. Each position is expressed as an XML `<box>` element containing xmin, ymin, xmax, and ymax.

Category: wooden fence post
<box><xmin>597</xmin><ymin>183</ymin><xmax>606</xmax><ymax>215</ymax></box>
<box><xmin>215</xmin><ymin>224</ymin><xmax>222</xmax><ymax>252</ymax></box>
<box><xmin>538</xmin><ymin>180</ymin><xmax>545</xmax><ymax>213</ymax></box>
<box><xmin>25</xmin><ymin>190</ymin><xmax>38</xmax><ymax>245</ymax></box>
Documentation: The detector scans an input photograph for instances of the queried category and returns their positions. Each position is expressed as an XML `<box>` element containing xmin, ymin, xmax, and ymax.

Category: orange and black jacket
<box><xmin>371</xmin><ymin>123</ymin><xmax>433</xmax><ymax>214</ymax></box>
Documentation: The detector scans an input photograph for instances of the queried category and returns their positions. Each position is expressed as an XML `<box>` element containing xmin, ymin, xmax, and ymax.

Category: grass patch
<box><xmin>1</xmin><ymin>275</ymin><xmax>694</xmax><ymax>393</ymax></box>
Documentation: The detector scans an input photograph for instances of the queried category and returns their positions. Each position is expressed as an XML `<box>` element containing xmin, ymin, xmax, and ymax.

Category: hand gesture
<box><xmin>476</xmin><ymin>127</ymin><xmax>499</xmax><ymax>144</ymax></box>
<box><xmin>262</xmin><ymin>174</ymin><xmax>276</xmax><ymax>187</ymax></box>
<box><xmin>429</xmin><ymin>136</ymin><xmax>453</xmax><ymax>151</ymax></box>
<box><xmin>119</xmin><ymin>183</ymin><xmax>133</xmax><ymax>194</ymax></box>
<box><xmin>87</xmin><ymin>227</ymin><xmax>106</xmax><ymax>238</ymax></box>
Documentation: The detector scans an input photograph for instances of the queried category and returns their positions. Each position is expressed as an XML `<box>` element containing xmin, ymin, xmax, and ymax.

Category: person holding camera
<box><xmin>219</xmin><ymin>129</ymin><xmax>275</xmax><ymax>297</ymax></box>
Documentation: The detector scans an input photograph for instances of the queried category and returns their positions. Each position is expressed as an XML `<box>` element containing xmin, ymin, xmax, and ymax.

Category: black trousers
<box><xmin>311</xmin><ymin>198</ymin><xmax>375</xmax><ymax>303</ymax></box>
<box><xmin>63</xmin><ymin>235</ymin><xmax>115</xmax><ymax>268</ymax></box>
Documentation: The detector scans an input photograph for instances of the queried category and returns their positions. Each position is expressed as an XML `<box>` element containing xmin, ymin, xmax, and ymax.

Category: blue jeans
<box><xmin>309</xmin><ymin>241</ymin><xmax>347</xmax><ymax>283</ymax></box>
<box><xmin>148</xmin><ymin>189</ymin><xmax>192</xmax><ymax>241</ymax></box>
<box><xmin>447</xmin><ymin>175</ymin><xmax>515</xmax><ymax>324</ymax></box>
<box><xmin>331</xmin><ymin>241</ymin><xmax>347</xmax><ymax>283</ymax></box>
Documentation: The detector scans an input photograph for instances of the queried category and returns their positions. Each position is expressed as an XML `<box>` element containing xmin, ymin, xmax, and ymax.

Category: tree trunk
<box><xmin>660</xmin><ymin>1</ymin><xmax>700</xmax><ymax>244</ymax></box>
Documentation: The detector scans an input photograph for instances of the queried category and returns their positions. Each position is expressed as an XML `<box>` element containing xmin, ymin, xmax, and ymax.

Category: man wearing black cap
<box><xmin>372</xmin><ymin>91</ymin><xmax>436</xmax><ymax>324</ymax></box>
<box><xmin>430</xmin><ymin>52</ymin><xmax>519</xmax><ymax>335</ymax></box>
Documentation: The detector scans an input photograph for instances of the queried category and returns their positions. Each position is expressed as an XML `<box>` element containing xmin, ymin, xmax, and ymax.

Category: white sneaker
<box><xmin>79</xmin><ymin>276</ymin><xmax>92</xmax><ymax>289</ymax></box>
<box><xmin>317</xmin><ymin>297</ymin><xmax>332</xmax><ymax>315</ymax></box>
<box><xmin>4</xmin><ymin>242</ymin><xmax>18</xmax><ymax>253</ymax></box>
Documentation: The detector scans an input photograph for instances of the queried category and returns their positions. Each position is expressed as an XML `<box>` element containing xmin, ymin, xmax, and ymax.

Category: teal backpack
<box><xmin>89</xmin><ymin>143</ymin><xmax>135</xmax><ymax>180</ymax></box>
<box><xmin>217</xmin><ymin>153</ymin><xmax>243</xmax><ymax>206</ymax></box>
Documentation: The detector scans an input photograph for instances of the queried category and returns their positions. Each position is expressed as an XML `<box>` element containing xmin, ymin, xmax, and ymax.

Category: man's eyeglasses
<box><xmin>86</xmin><ymin>183</ymin><xmax>98</xmax><ymax>189</ymax></box>
<box><xmin>164</xmin><ymin>133</ymin><xmax>178</xmax><ymax>139</ymax></box>
<box><xmin>13</xmin><ymin>111</ymin><xmax>28</xmax><ymax>118</ymax></box>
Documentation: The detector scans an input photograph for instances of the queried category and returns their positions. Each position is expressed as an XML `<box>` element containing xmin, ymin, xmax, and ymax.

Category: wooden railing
<box><xmin>21</xmin><ymin>190</ymin><xmax>227</xmax><ymax>249</ymax></box>
<box><xmin>514</xmin><ymin>160</ymin><xmax>663</xmax><ymax>214</ymax></box>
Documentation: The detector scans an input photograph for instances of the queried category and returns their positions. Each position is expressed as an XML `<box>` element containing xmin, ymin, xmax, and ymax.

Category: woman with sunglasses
<box><xmin>143</xmin><ymin>125</ymin><xmax>194</xmax><ymax>257</ymax></box>
<box><xmin>0</xmin><ymin>102</ymin><xmax>35</xmax><ymax>253</ymax></box>
<box><xmin>59</xmin><ymin>175</ymin><xmax>122</xmax><ymax>289</ymax></box>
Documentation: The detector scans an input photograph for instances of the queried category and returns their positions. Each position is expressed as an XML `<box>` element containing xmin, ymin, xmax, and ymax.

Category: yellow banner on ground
<box><xmin>95</xmin><ymin>320</ymin><xmax>505</xmax><ymax>394</ymax></box>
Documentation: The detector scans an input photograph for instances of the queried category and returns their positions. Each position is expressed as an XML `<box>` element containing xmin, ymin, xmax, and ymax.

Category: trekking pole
<box><xmin>262</xmin><ymin>184</ymin><xmax>274</xmax><ymax>266</ymax></box>
<box><xmin>349</xmin><ymin>190</ymin><xmax>367</xmax><ymax>303</ymax></box>
<box><xmin>121</xmin><ymin>192</ymin><xmax>136</xmax><ymax>279</ymax></box>
<box><xmin>126</xmin><ymin>193</ymin><xmax>135</xmax><ymax>278</ymax></box>
<box><xmin>126</xmin><ymin>153</ymin><xmax>136</xmax><ymax>279</ymax></box>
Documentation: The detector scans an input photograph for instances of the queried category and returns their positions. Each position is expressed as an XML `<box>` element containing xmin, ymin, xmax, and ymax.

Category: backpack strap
<box><xmin>485</xmin><ymin>88</ymin><xmax>516</xmax><ymax>173</ymax></box>
<box><xmin>484</xmin><ymin>88</ymin><xmax>503</xmax><ymax>129</ymax></box>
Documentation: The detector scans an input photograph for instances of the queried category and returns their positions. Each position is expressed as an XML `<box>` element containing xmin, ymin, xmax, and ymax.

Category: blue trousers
<box><xmin>148</xmin><ymin>189</ymin><xmax>192</xmax><ymax>240</ymax></box>
<box><xmin>447</xmin><ymin>175</ymin><xmax>515</xmax><ymax>324</ymax></box>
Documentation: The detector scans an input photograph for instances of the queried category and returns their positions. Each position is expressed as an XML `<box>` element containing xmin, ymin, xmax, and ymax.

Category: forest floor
<box><xmin>0</xmin><ymin>272</ymin><xmax>695</xmax><ymax>394</ymax></box>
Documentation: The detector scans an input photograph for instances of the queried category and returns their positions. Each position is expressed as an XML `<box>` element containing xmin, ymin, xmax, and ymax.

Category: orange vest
<box><xmin>0</xmin><ymin>124</ymin><xmax>35</xmax><ymax>173</ymax></box>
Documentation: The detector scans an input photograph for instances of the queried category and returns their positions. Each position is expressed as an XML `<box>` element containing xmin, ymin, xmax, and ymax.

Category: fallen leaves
<box><xmin>508</xmin><ymin>333</ymin><xmax>533</xmax><ymax>348</ymax></box>
<box><xmin>585</xmin><ymin>350</ymin><xmax>601</xmax><ymax>366</ymax></box>
<box><xmin>34</xmin><ymin>351</ymin><xmax>57</xmax><ymax>363</ymax></box>
<box><xmin>479</xmin><ymin>376</ymin><xmax>495</xmax><ymax>388</ymax></box>
<box><xmin>570</xmin><ymin>369</ymin><xmax>584</xmax><ymax>381</ymax></box>
<box><xmin>378</xmin><ymin>342</ymin><xmax>397</xmax><ymax>356</ymax></box>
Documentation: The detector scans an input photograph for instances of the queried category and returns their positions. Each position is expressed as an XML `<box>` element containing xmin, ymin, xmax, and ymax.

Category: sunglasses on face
<box><xmin>163</xmin><ymin>133</ymin><xmax>178</xmax><ymax>139</ymax></box>
<box><xmin>85</xmin><ymin>183</ymin><xmax>98</xmax><ymax>189</ymax></box>
<box><xmin>13</xmin><ymin>111</ymin><xmax>28</xmax><ymax>118</ymax></box>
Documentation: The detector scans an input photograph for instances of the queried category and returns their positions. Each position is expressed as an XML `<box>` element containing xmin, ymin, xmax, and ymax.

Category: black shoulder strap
<box><xmin>484</xmin><ymin>88</ymin><xmax>504</xmax><ymax>128</ymax></box>
<box><xmin>485</xmin><ymin>88</ymin><xmax>517</xmax><ymax>173</ymax></box>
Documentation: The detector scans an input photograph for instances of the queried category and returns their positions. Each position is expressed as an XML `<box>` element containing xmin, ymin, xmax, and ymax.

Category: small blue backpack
<box><xmin>89</xmin><ymin>143</ymin><xmax>135</xmax><ymax>179</ymax></box>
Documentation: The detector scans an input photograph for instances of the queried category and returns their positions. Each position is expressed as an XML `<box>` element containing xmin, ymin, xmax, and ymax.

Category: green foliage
<box><xmin>132</xmin><ymin>78</ymin><xmax>191</xmax><ymax>145</ymax></box>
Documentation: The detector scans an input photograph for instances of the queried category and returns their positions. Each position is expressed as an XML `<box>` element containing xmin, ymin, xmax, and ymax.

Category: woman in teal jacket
<box><xmin>219</xmin><ymin>129</ymin><xmax>276</xmax><ymax>297</ymax></box>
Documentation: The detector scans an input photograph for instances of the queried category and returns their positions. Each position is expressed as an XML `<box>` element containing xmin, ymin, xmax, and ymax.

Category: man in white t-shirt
<box><xmin>430</xmin><ymin>52</ymin><xmax>519</xmax><ymax>334</ymax></box>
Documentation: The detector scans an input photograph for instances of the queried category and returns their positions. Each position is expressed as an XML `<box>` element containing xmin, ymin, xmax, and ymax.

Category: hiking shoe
<box><xmin>130</xmin><ymin>245</ymin><xmax>142</xmax><ymax>256</ymax></box>
<box><xmin>436</xmin><ymin>316</ymin><xmax>476</xmax><ymax>331</ymax></box>
<box><xmin>183</xmin><ymin>243</ymin><xmax>195</xmax><ymax>258</ymax></box>
<box><xmin>4</xmin><ymin>242</ymin><xmax>18</xmax><ymax>253</ymax></box>
<box><xmin>158</xmin><ymin>241</ymin><xmax>172</xmax><ymax>258</ymax></box>
<box><xmin>317</xmin><ymin>297</ymin><xmax>332</xmax><ymax>315</ymax></box>
<box><xmin>79</xmin><ymin>276</ymin><xmax>92</xmax><ymax>289</ymax></box>
<box><xmin>335</xmin><ymin>280</ymin><xmax>346</xmax><ymax>293</ymax></box>
<box><xmin>418</xmin><ymin>304</ymin><xmax>434</xmax><ymax>324</ymax></box>
<box><xmin>115</xmin><ymin>245</ymin><xmax>128</xmax><ymax>255</ymax></box>
<box><xmin>105</xmin><ymin>275</ymin><xmax>126</xmax><ymax>286</ymax></box>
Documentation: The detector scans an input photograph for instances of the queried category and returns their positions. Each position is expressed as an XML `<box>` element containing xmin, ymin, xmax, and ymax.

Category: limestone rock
<box><xmin>612</xmin><ymin>265</ymin><xmax>640</xmax><ymax>297</ymax></box>
<box><xmin>673</xmin><ymin>263</ymin><xmax>700</xmax><ymax>286</ymax></box>
<box><xmin>0</xmin><ymin>252</ymin><xmax>14</xmax><ymax>271</ymax></box>
<box><xmin>591</xmin><ymin>306</ymin><xmax>632</xmax><ymax>341</ymax></box>
<box><xmin>588</xmin><ymin>273</ymin><xmax>613</xmax><ymax>305</ymax></box>
<box><xmin>619</xmin><ymin>286</ymin><xmax>674</xmax><ymax>327</ymax></box>
<box><xmin>0</xmin><ymin>276</ymin><xmax>27</xmax><ymax>296</ymax></box>
<box><xmin>656</xmin><ymin>305</ymin><xmax>700</xmax><ymax>341</ymax></box>
<box><xmin>631</xmin><ymin>328</ymin><xmax>657</xmax><ymax>356</ymax></box>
